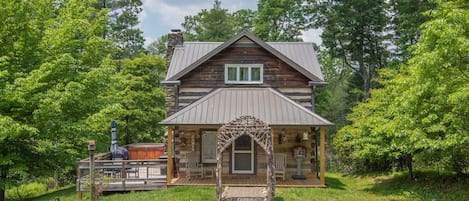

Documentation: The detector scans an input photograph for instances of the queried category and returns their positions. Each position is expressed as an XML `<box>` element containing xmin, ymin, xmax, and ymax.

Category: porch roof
<box><xmin>160</xmin><ymin>88</ymin><xmax>333</xmax><ymax>126</ymax></box>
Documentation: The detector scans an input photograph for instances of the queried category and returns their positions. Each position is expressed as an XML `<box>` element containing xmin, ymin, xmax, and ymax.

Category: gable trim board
<box><xmin>165</xmin><ymin>30</ymin><xmax>324</xmax><ymax>82</ymax></box>
<box><xmin>160</xmin><ymin>87</ymin><xmax>333</xmax><ymax>126</ymax></box>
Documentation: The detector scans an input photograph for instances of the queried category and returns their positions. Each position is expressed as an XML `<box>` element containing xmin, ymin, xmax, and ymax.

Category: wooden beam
<box><xmin>319</xmin><ymin>127</ymin><xmax>326</xmax><ymax>186</ymax></box>
<box><xmin>167</xmin><ymin>127</ymin><xmax>173</xmax><ymax>184</ymax></box>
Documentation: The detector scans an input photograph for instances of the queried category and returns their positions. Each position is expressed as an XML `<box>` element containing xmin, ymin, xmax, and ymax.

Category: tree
<box><xmin>254</xmin><ymin>0</ymin><xmax>314</xmax><ymax>41</ymax></box>
<box><xmin>88</xmin><ymin>55</ymin><xmax>167</xmax><ymax>145</ymax></box>
<box><xmin>182</xmin><ymin>0</ymin><xmax>235</xmax><ymax>41</ymax></box>
<box><xmin>389</xmin><ymin>0</ymin><xmax>436</xmax><ymax>62</ymax></box>
<box><xmin>147</xmin><ymin>35</ymin><xmax>168</xmax><ymax>57</ymax></box>
<box><xmin>231</xmin><ymin>9</ymin><xmax>256</xmax><ymax>33</ymax></box>
<box><xmin>0</xmin><ymin>1</ymin><xmax>113</xmax><ymax>199</ymax></box>
<box><xmin>335</xmin><ymin>0</ymin><xmax>469</xmax><ymax>177</ymax></box>
<box><xmin>96</xmin><ymin>0</ymin><xmax>145</xmax><ymax>58</ymax></box>
<box><xmin>314</xmin><ymin>0</ymin><xmax>390</xmax><ymax>100</ymax></box>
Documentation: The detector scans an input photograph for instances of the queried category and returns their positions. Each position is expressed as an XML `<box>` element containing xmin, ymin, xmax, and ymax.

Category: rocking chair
<box><xmin>274</xmin><ymin>153</ymin><xmax>287</xmax><ymax>181</ymax></box>
<box><xmin>184</xmin><ymin>152</ymin><xmax>204</xmax><ymax>179</ymax></box>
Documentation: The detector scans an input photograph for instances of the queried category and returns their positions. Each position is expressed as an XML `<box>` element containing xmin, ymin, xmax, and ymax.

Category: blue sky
<box><xmin>138</xmin><ymin>0</ymin><xmax>321</xmax><ymax>46</ymax></box>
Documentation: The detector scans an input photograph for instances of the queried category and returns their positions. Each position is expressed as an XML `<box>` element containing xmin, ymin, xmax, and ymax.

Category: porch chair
<box><xmin>184</xmin><ymin>152</ymin><xmax>204</xmax><ymax>180</ymax></box>
<box><xmin>274</xmin><ymin>153</ymin><xmax>287</xmax><ymax>181</ymax></box>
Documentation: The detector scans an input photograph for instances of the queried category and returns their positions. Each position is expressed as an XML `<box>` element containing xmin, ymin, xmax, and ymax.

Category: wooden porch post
<box><xmin>319</xmin><ymin>127</ymin><xmax>326</xmax><ymax>186</ymax></box>
<box><xmin>167</xmin><ymin>127</ymin><xmax>173</xmax><ymax>184</ymax></box>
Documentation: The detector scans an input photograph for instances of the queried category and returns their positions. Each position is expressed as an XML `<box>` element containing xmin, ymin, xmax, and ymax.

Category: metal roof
<box><xmin>160</xmin><ymin>88</ymin><xmax>333</xmax><ymax>126</ymax></box>
<box><xmin>165</xmin><ymin>30</ymin><xmax>324</xmax><ymax>82</ymax></box>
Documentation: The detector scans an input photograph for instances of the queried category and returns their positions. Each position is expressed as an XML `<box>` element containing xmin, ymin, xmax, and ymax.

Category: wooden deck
<box><xmin>76</xmin><ymin>156</ymin><xmax>167</xmax><ymax>192</ymax></box>
<box><xmin>169</xmin><ymin>173</ymin><xmax>321</xmax><ymax>187</ymax></box>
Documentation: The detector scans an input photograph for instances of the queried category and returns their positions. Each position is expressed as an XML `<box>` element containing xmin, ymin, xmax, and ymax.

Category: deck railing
<box><xmin>76</xmin><ymin>153</ymin><xmax>167</xmax><ymax>192</ymax></box>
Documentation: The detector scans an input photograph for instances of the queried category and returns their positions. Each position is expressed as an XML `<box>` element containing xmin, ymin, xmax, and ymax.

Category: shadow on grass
<box><xmin>25</xmin><ymin>186</ymin><xmax>76</xmax><ymax>201</ymax></box>
<box><xmin>364</xmin><ymin>171</ymin><xmax>469</xmax><ymax>201</ymax></box>
<box><xmin>273</xmin><ymin>196</ymin><xmax>285</xmax><ymax>201</ymax></box>
<box><xmin>326</xmin><ymin>175</ymin><xmax>346</xmax><ymax>190</ymax></box>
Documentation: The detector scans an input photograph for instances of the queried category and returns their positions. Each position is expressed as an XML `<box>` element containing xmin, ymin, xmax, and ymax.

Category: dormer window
<box><xmin>225</xmin><ymin>64</ymin><xmax>263</xmax><ymax>84</ymax></box>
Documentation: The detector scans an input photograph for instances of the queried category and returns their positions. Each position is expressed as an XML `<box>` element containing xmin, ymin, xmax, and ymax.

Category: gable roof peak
<box><xmin>166</xmin><ymin>30</ymin><xmax>324</xmax><ymax>82</ymax></box>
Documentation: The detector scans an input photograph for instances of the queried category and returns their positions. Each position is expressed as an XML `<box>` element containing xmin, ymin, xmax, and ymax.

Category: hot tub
<box><xmin>126</xmin><ymin>143</ymin><xmax>164</xmax><ymax>160</ymax></box>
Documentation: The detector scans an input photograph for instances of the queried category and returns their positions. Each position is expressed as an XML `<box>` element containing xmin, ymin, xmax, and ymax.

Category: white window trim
<box><xmin>232</xmin><ymin>136</ymin><xmax>254</xmax><ymax>174</ymax></box>
<box><xmin>224</xmin><ymin>64</ymin><xmax>264</xmax><ymax>84</ymax></box>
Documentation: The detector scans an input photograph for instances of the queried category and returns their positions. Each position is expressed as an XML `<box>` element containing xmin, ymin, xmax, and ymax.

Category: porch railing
<box><xmin>76</xmin><ymin>153</ymin><xmax>167</xmax><ymax>192</ymax></box>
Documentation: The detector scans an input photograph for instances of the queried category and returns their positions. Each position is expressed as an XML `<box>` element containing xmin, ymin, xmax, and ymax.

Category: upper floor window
<box><xmin>225</xmin><ymin>64</ymin><xmax>263</xmax><ymax>84</ymax></box>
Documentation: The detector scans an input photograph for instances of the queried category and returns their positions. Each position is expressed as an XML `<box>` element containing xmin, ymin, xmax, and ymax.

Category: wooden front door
<box><xmin>232</xmin><ymin>135</ymin><xmax>254</xmax><ymax>174</ymax></box>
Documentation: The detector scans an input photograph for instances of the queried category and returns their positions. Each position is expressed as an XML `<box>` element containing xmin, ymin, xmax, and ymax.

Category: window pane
<box><xmin>251</xmin><ymin>67</ymin><xmax>261</xmax><ymax>81</ymax></box>
<box><xmin>234</xmin><ymin>135</ymin><xmax>252</xmax><ymax>151</ymax></box>
<box><xmin>234</xmin><ymin>153</ymin><xmax>252</xmax><ymax>170</ymax></box>
<box><xmin>240</xmin><ymin>67</ymin><xmax>249</xmax><ymax>81</ymax></box>
<box><xmin>227</xmin><ymin>67</ymin><xmax>237</xmax><ymax>81</ymax></box>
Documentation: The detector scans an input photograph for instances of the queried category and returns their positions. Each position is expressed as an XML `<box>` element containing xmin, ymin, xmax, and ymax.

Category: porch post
<box><xmin>167</xmin><ymin>127</ymin><xmax>173</xmax><ymax>184</ymax></box>
<box><xmin>319</xmin><ymin>127</ymin><xmax>326</xmax><ymax>186</ymax></box>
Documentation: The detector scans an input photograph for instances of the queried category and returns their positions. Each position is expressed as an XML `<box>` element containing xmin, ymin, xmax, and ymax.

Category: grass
<box><xmin>26</xmin><ymin>171</ymin><xmax>469</xmax><ymax>201</ymax></box>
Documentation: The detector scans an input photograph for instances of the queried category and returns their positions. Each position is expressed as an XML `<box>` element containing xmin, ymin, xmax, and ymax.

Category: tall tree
<box><xmin>254</xmin><ymin>0</ymin><xmax>314</xmax><ymax>41</ymax></box>
<box><xmin>0</xmin><ymin>1</ymin><xmax>53</xmax><ymax>199</ymax></box>
<box><xmin>232</xmin><ymin>9</ymin><xmax>256</xmax><ymax>33</ymax></box>
<box><xmin>389</xmin><ymin>0</ymin><xmax>436</xmax><ymax>62</ymax></box>
<box><xmin>182</xmin><ymin>0</ymin><xmax>236</xmax><ymax>41</ymax></box>
<box><xmin>335</xmin><ymin>0</ymin><xmax>469</xmax><ymax>177</ymax></box>
<box><xmin>147</xmin><ymin>35</ymin><xmax>168</xmax><ymax>57</ymax></box>
<box><xmin>314</xmin><ymin>0</ymin><xmax>390</xmax><ymax>100</ymax></box>
<box><xmin>87</xmin><ymin>55</ymin><xmax>167</xmax><ymax>145</ymax></box>
<box><xmin>0</xmin><ymin>1</ymin><xmax>112</xmax><ymax>199</ymax></box>
<box><xmin>96</xmin><ymin>0</ymin><xmax>145</xmax><ymax>58</ymax></box>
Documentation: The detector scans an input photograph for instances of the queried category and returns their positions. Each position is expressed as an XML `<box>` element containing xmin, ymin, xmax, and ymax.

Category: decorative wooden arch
<box><xmin>216</xmin><ymin>115</ymin><xmax>275</xmax><ymax>201</ymax></box>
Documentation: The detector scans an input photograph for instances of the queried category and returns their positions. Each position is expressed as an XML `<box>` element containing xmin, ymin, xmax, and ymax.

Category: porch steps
<box><xmin>222</xmin><ymin>186</ymin><xmax>267</xmax><ymax>201</ymax></box>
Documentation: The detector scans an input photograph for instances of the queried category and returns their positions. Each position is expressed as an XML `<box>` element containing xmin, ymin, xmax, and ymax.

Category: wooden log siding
<box><xmin>179</xmin><ymin>46</ymin><xmax>311</xmax><ymax>88</ymax></box>
<box><xmin>178</xmin><ymin>87</ymin><xmax>213</xmax><ymax>109</ymax></box>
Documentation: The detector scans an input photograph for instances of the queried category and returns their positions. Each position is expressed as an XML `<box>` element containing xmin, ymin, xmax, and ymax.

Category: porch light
<box><xmin>303</xmin><ymin>132</ymin><xmax>309</xmax><ymax>140</ymax></box>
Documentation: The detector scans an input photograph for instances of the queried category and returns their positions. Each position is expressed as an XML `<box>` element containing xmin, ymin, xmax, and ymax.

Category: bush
<box><xmin>5</xmin><ymin>182</ymin><xmax>48</xmax><ymax>200</ymax></box>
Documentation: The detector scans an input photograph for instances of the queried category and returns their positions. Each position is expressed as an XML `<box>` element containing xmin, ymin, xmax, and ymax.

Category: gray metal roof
<box><xmin>160</xmin><ymin>88</ymin><xmax>333</xmax><ymax>126</ymax></box>
<box><xmin>165</xmin><ymin>30</ymin><xmax>324</xmax><ymax>82</ymax></box>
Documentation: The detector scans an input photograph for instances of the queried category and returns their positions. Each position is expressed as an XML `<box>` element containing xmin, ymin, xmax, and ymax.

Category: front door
<box><xmin>232</xmin><ymin>135</ymin><xmax>254</xmax><ymax>174</ymax></box>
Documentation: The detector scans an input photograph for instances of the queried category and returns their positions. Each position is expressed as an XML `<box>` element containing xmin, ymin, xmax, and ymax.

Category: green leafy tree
<box><xmin>254</xmin><ymin>0</ymin><xmax>314</xmax><ymax>41</ymax></box>
<box><xmin>0</xmin><ymin>1</ymin><xmax>113</xmax><ymax>199</ymax></box>
<box><xmin>96</xmin><ymin>0</ymin><xmax>145</xmax><ymax>58</ymax></box>
<box><xmin>147</xmin><ymin>35</ymin><xmax>168</xmax><ymax>57</ymax></box>
<box><xmin>88</xmin><ymin>55</ymin><xmax>167</xmax><ymax>145</ymax></box>
<box><xmin>335</xmin><ymin>0</ymin><xmax>469</xmax><ymax>177</ymax></box>
<box><xmin>389</xmin><ymin>0</ymin><xmax>436</xmax><ymax>62</ymax></box>
<box><xmin>182</xmin><ymin>0</ymin><xmax>235</xmax><ymax>41</ymax></box>
<box><xmin>314</xmin><ymin>0</ymin><xmax>390</xmax><ymax>100</ymax></box>
<box><xmin>232</xmin><ymin>9</ymin><xmax>256</xmax><ymax>33</ymax></box>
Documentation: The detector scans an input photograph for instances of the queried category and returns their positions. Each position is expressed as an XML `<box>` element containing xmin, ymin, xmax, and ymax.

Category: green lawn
<box><xmin>26</xmin><ymin>171</ymin><xmax>469</xmax><ymax>201</ymax></box>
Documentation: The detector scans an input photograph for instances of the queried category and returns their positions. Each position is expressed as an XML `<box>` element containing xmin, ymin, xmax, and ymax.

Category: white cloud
<box><xmin>301</xmin><ymin>29</ymin><xmax>323</xmax><ymax>45</ymax></box>
<box><xmin>144</xmin><ymin>36</ymin><xmax>156</xmax><ymax>47</ymax></box>
<box><xmin>142</xmin><ymin>0</ymin><xmax>211</xmax><ymax>30</ymax></box>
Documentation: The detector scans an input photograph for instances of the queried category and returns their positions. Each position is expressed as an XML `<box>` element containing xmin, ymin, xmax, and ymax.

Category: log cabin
<box><xmin>160</xmin><ymin>29</ymin><xmax>332</xmax><ymax>195</ymax></box>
